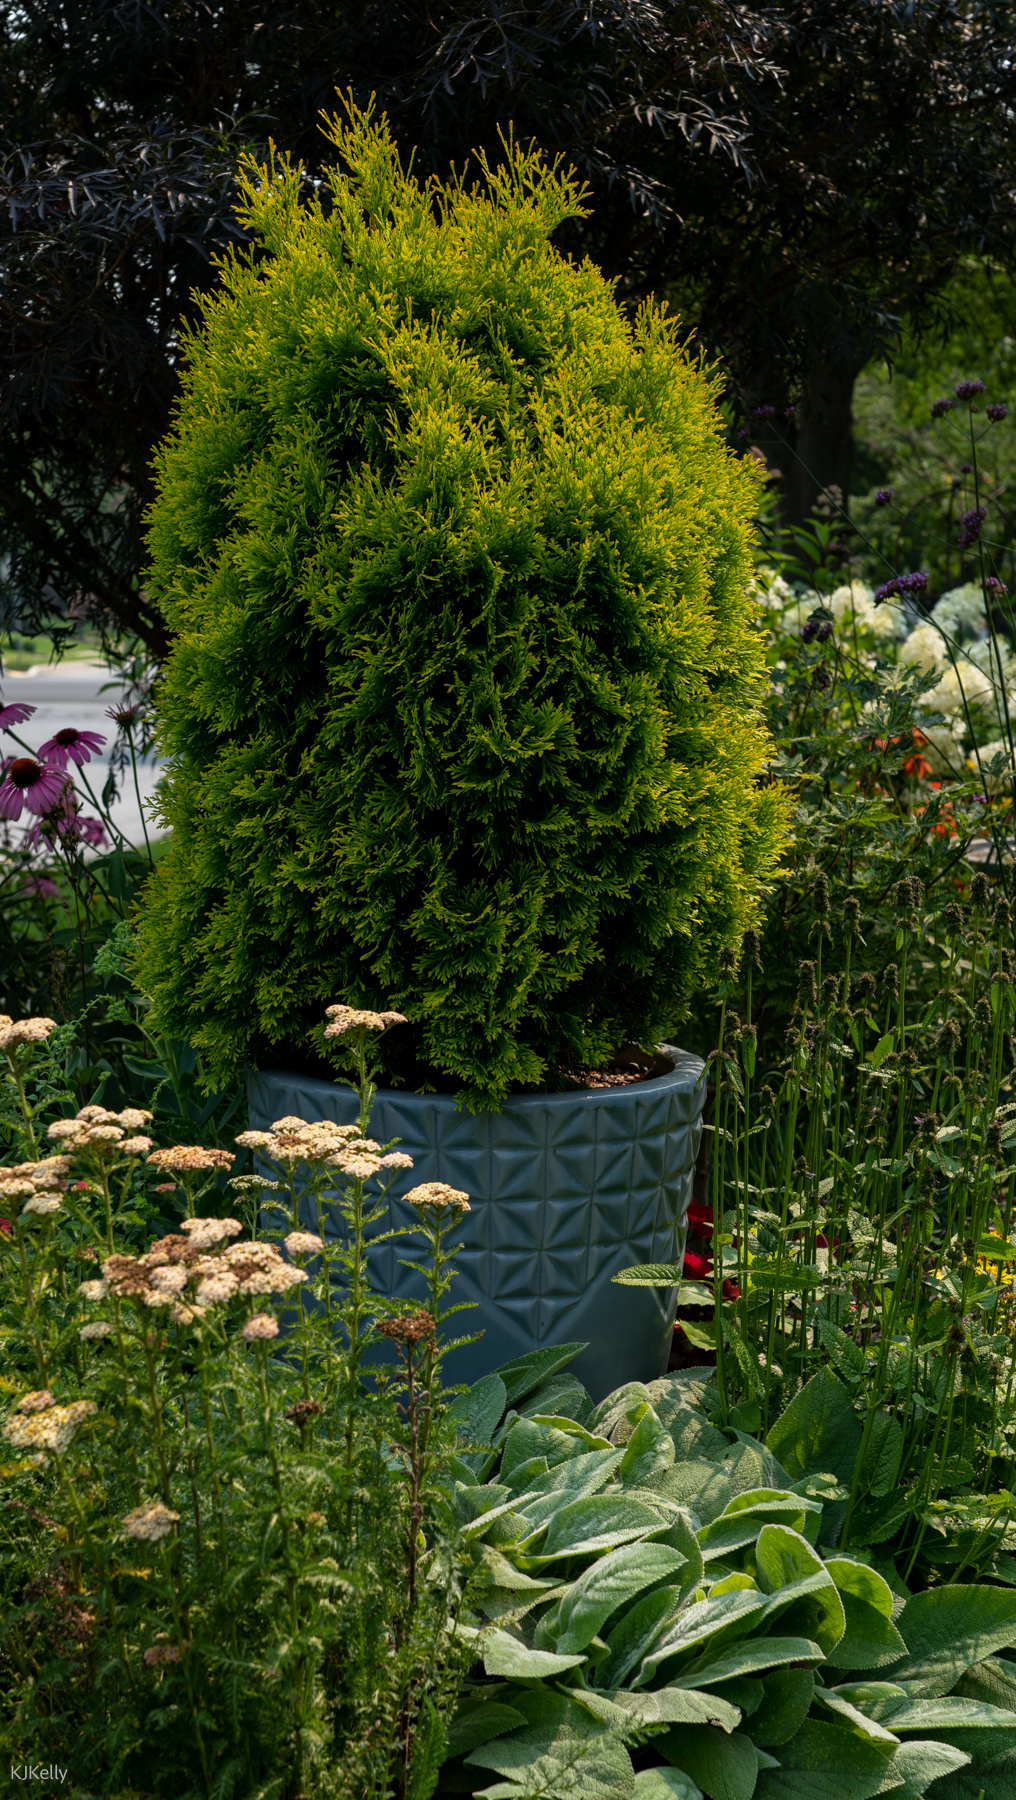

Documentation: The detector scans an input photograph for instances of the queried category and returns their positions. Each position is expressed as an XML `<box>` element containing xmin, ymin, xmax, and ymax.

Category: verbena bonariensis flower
<box><xmin>931</xmin><ymin>398</ymin><xmax>956</xmax><ymax>418</ymax></box>
<box><xmin>987</xmin><ymin>402</ymin><xmax>1010</xmax><ymax>423</ymax></box>
<box><xmin>874</xmin><ymin>488</ymin><xmax>894</xmax><ymax>507</ymax></box>
<box><xmin>955</xmin><ymin>379</ymin><xmax>987</xmax><ymax>402</ymax></box>
<box><xmin>0</xmin><ymin>701</ymin><xmax>36</xmax><ymax>730</ymax></box>
<box><xmin>37</xmin><ymin>727</ymin><xmax>106</xmax><ymax>770</ymax></box>
<box><xmin>0</xmin><ymin>758</ymin><xmax>67</xmax><ymax>820</ymax></box>
<box><xmin>752</xmin><ymin>404</ymin><xmax>776</xmax><ymax>420</ymax></box>
<box><xmin>958</xmin><ymin>505</ymin><xmax>987</xmax><ymax>550</ymax></box>
<box><xmin>986</xmin><ymin>576</ymin><xmax>1008</xmax><ymax>596</ymax></box>
<box><xmin>874</xmin><ymin>571</ymin><xmax>930</xmax><ymax>604</ymax></box>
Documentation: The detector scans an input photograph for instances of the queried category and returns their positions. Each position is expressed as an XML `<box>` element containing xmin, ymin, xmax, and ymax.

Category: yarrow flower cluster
<box><xmin>323</xmin><ymin>1004</ymin><xmax>408</xmax><ymax>1038</ymax></box>
<box><xmin>0</xmin><ymin>1015</ymin><xmax>58</xmax><ymax>1053</ymax></box>
<box><xmin>404</xmin><ymin>1182</ymin><xmax>471</xmax><ymax>1214</ymax></box>
<box><xmin>94</xmin><ymin>1221</ymin><xmax>306</xmax><ymax>1328</ymax></box>
<box><xmin>242</xmin><ymin>1313</ymin><xmax>279</xmax><ymax>1340</ymax></box>
<box><xmin>3</xmin><ymin>1398</ymin><xmax>97</xmax><ymax>1456</ymax></box>
<box><xmin>146</xmin><ymin>1145</ymin><xmax>234</xmax><ymax>1174</ymax></box>
<box><xmin>284</xmin><ymin>1231</ymin><xmax>325</xmax><ymax>1257</ymax></box>
<box><xmin>874</xmin><ymin>571</ymin><xmax>930</xmax><ymax>605</ymax></box>
<box><xmin>236</xmin><ymin>1118</ymin><xmax>369</xmax><ymax>1164</ymax></box>
<box><xmin>123</xmin><ymin>1502</ymin><xmax>180</xmax><ymax>1542</ymax></box>
<box><xmin>47</xmin><ymin>1105</ymin><xmax>154</xmax><ymax>1154</ymax></box>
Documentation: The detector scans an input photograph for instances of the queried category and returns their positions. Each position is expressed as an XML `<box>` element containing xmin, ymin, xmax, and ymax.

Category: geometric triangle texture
<box><xmin>248</xmin><ymin>1046</ymin><xmax>705</xmax><ymax>1402</ymax></box>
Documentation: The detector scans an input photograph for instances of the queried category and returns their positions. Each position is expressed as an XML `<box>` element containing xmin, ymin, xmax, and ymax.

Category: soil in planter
<box><xmin>258</xmin><ymin>1031</ymin><xmax>674</xmax><ymax>1096</ymax></box>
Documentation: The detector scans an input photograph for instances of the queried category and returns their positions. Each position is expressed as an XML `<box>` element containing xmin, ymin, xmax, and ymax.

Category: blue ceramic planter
<box><xmin>247</xmin><ymin>1046</ymin><xmax>705</xmax><ymax>1401</ymax></box>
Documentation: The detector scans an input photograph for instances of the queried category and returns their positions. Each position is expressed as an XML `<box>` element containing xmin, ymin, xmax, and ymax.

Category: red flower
<box><xmin>0</xmin><ymin>1218</ymin><xmax>10</xmax><ymax>1236</ymax></box>
<box><xmin>683</xmin><ymin>1250</ymin><xmax>712</xmax><ymax>1281</ymax></box>
<box><xmin>687</xmin><ymin>1202</ymin><xmax>714</xmax><ymax>1236</ymax></box>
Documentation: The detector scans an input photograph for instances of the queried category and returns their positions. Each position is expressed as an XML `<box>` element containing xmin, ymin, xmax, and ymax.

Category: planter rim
<box><xmin>253</xmin><ymin>1043</ymin><xmax>705</xmax><ymax>1117</ymax></box>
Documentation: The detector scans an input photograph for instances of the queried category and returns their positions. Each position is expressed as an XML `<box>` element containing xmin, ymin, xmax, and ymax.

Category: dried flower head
<box><xmin>286</xmin><ymin>1399</ymin><xmax>324</xmax><ymax>1425</ymax></box>
<box><xmin>123</xmin><ymin>1502</ymin><xmax>180</xmax><ymax>1542</ymax></box>
<box><xmin>0</xmin><ymin>1015</ymin><xmax>58</xmax><ymax>1051</ymax></box>
<box><xmin>21</xmin><ymin>1195</ymin><xmax>63</xmax><ymax>1217</ymax></box>
<box><xmin>171</xmin><ymin>1303</ymin><xmax>207</xmax><ymax>1327</ymax></box>
<box><xmin>242</xmin><ymin>1313</ymin><xmax>280</xmax><ymax>1341</ymax></box>
<box><xmin>149</xmin><ymin>1265</ymin><xmax>188</xmax><ymax>1295</ymax></box>
<box><xmin>404</xmin><ymin>1182</ymin><xmax>470</xmax><ymax>1214</ymax></box>
<box><xmin>377</xmin><ymin>1309</ymin><xmax>436</xmax><ymax>1345</ymax></box>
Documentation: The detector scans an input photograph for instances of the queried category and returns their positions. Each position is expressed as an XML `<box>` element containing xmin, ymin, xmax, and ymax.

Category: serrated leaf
<box><xmin>612</xmin><ymin>1263</ymin><xmax>685</xmax><ymax>1286</ymax></box>
<box><xmin>555</xmin><ymin>1542</ymin><xmax>688</xmax><ymax>1655</ymax></box>
<box><xmin>887</xmin><ymin>1586</ymin><xmax>1016</xmax><ymax>1697</ymax></box>
<box><xmin>766</xmin><ymin>1367</ymin><xmax>862</xmax><ymax>1485</ymax></box>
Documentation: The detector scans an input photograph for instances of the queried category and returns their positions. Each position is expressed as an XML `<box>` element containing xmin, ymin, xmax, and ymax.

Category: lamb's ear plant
<box><xmin>439</xmin><ymin>1348</ymin><xmax>1016</xmax><ymax>1800</ymax></box>
<box><xmin>0</xmin><ymin>1003</ymin><xmax>472</xmax><ymax>1799</ymax></box>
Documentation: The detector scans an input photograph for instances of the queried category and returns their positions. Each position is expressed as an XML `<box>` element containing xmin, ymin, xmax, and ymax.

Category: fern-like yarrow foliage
<box><xmin>138</xmin><ymin>107</ymin><xmax>785</xmax><ymax>1105</ymax></box>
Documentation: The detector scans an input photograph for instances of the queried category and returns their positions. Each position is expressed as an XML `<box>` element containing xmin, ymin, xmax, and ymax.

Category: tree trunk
<box><xmin>781</xmin><ymin>354</ymin><xmax>860</xmax><ymax>527</ymax></box>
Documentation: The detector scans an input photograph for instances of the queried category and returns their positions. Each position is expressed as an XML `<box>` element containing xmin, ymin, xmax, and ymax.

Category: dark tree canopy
<box><xmin>2</xmin><ymin>2</ymin><xmax>1015</xmax><ymax>655</ymax></box>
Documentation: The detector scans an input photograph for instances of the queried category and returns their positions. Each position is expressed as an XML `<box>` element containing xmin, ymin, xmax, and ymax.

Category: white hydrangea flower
<box><xmin>932</xmin><ymin>582</ymin><xmax>987</xmax><ymax>641</ymax></box>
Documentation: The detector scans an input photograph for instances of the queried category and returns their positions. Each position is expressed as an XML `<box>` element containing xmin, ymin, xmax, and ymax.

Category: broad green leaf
<box><xmin>754</xmin><ymin>1525</ymin><xmax>845</xmax><ymax>1655</ymax></box>
<box><xmin>753</xmin><ymin>1719</ymin><xmax>894</xmax><ymax>1800</ymax></box>
<box><xmin>531</xmin><ymin>1494</ymin><xmax>670</xmax><ymax>1562</ymax></box>
<box><xmin>724</xmin><ymin>1440</ymin><xmax>794</xmax><ymax>1497</ymax></box>
<box><xmin>888</xmin><ymin>1585</ymin><xmax>1016</xmax><ymax>1696</ymax></box>
<box><xmin>632</xmin><ymin>1770</ymin><xmax>704</xmax><ymax>1800</ymax></box>
<box><xmin>620</xmin><ymin>1406</ymin><xmax>677</xmax><ymax>1488</ymax></box>
<box><xmin>444</xmin><ymin>1698</ymin><xmax>528</xmax><ymax>1760</ymax></box>
<box><xmin>882</xmin><ymin>1696</ymin><xmax>1016</xmax><ymax>1732</ymax></box>
<box><xmin>589</xmin><ymin>1384</ymin><xmax>653</xmax><ymax>1437</ymax></box>
<box><xmin>812</xmin><ymin>1686</ymin><xmax>900</xmax><ymax>1748</ymax></box>
<box><xmin>817</xmin><ymin>1317</ymin><xmax>868</xmax><ymax>1386</ymax></box>
<box><xmin>472</xmin><ymin>1545</ymin><xmax>560</xmax><ymax>1593</ymax></box>
<box><xmin>657</xmin><ymin>1726</ymin><xmax>759</xmax><ymax>1800</ymax></box>
<box><xmin>556</xmin><ymin>1543</ymin><xmax>689</xmax><ymax>1655</ymax></box>
<box><xmin>846</xmin><ymin>1487</ymin><xmax>913</xmax><ymax>1547</ymax></box>
<box><xmin>681</xmin><ymin>1319</ymin><xmax>721</xmax><ymax>1351</ymax></box>
<box><xmin>954</xmin><ymin>1657</ymin><xmax>1016</xmax><ymax>1714</ymax></box>
<box><xmin>750</xmin><ymin>1669</ymin><xmax>815</xmax><ymax>1747</ymax></box>
<box><xmin>828</xmin><ymin>1682</ymin><xmax>907</xmax><ymax>1722</ymax></box>
<box><xmin>824</xmin><ymin>1558</ymin><xmax>894</xmax><ymax>1621</ymax></box>
<box><xmin>869</xmin><ymin>1032</ymin><xmax>895</xmax><ymax>1068</ymax></box>
<box><xmin>598</xmin><ymin>1585</ymin><xmax>686</xmax><ymax>1689</ymax></box>
<box><xmin>511</xmin><ymin>1448</ymin><xmax>623</xmax><ymax>1522</ymax></box>
<box><xmin>449</xmin><ymin>1373</ymin><xmax>507</xmax><ymax>1450</ymax></box>
<box><xmin>646</xmin><ymin>1461</ymin><xmax>732</xmax><ymax>1524</ymax></box>
<box><xmin>501</xmin><ymin>1419</ymin><xmax>585</xmax><ymax>1482</ymax></box>
<box><xmin>517</xmin><ymin>1373</ymin><xmax>593</xmax><ymax>1424</ymax></box>
<box><xmin>822</xmin><ymin>1590</ymin><xmax>908</xmax><ymax>1671</ymax></box>
<box><xmin>655</xmin><ymin>1401</ymin><xmax>733</xmax><ymax>1462</ymax></box>
<box><xmin>670</xmin><ymin>1637</ymin><xmax>825</xmax><ymax>1690</ymax></box>
<box><xmin>493</xmin><ymin>1344</ymin><xmax>589</xmax><ymax>1410</ymax></box>
<box><xmin>465</xmin><ymin>1686</ymin><xmax>635</xmax><ymax>1798</ymax></box>
<box><xmin>765</xmin><ymin>1366</ymin><xmax>862</xmax><ymax>1485</ymax></box>
<box><xmin>635</xmin><ymin>1590</ymin><xmax>770</xmax><ymax>1689</ymax></box>
<box><xmin>612</xmin><ymin>1263</ymin><xmax>686</xmax><ymax>1285</ymax></box>
<box><xmin>609</xmin><ymin>1688</ymin><xmax>741</xmax><ymax>1734</ymax></box>
<box><xmin>530</xmin><ymin>1416</ymin><xmax>612</xmax><ymax>1451</ymax></box>
<box><xmin>871</xmin><ymin>1739</ymin><xmax>970</xmax><ymax>1800</ymax></box>
<box><xmin>478</xmin><ymin>1629</ymin><xmax>588</xmax><ymax>1680</ymax></box>
<box><xmin>863</xmin><ymin>1413</ymin><xmax>903</xmax><ymax>1499</ymax></box>
<box><xmin>724</xmin><ymin>1489</ymin><xmax>822</xmax><ymax>1532</ymax></box>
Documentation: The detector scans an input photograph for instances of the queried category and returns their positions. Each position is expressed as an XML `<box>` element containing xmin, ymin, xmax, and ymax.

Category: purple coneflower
<box><xmin>37</xmin><ymin>726</ymin><xmax>106</xmax><ymax>770</ymax></box>
<box><xmin>106</xmin><ymin>702</ymin><xmax>142</xmax><ymax>731</ymax></box>
<box><xmin>0</xmin><ymin>758</ymin><xmax>68</xmax><ymax>821</ymax></box>
<box><xmin>987</xmin><ymin>402</ymin><xmax>1010</xmax><ymax>423</ymax></box>
<box><xmin>955</xmin><ymin>379</ymin><xmax>987</xmax><ymax>402</ymax></box>
<box><xmin>0</xmin><ymin>701</ymin><xmax>36</xmax><ymax>731</ymax></box>
<box><xmin>874</xmin><ymin>488</ymin><xmax>894</xmax><ymax>507</ymax></box>
<box><xmin>23</xmin><ymin>874</ymin><xmax>58</xmax><ymax>900</ymax></box>
<box><xmin>958</xmin><ymin>505</ymin><xmax>987</xmax><ymax>550</ymax></box>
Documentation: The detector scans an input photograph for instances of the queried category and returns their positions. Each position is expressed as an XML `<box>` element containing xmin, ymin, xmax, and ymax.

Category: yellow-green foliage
<box><xmin>138</xmin><ymin>109</ymin><xmax>786</xmax><ymax>1106</ymax></box>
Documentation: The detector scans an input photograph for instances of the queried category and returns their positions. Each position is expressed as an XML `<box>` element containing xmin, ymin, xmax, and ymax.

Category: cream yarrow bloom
<box><xmin>123</xmin><ymin>1502</ymin><xmax>180</xmax><ymax>1542</ymax></box>
<box><xmin>17</xmin><ymin>1390</ymin><xmax>55</xmax><ymax>1412</ymax></box>
<box><xmin>4</xmin><ymin>1399</ymin><xmax>97</xmax><ymax>1455</ymax></box>
<box><xmin>121</xmin><ymin>1135</ymin><xmax>154</xmax><ymax>1156</ymax></box>
<box><xmin>324</xmin><ymin>1003</ymin><xmax>408</xmax><ymax>1036</ymax></box>
<box><xmin>149</xmin><ymin>1265</ymin><xmax>188</xmax><ymax>1294</ymax></box>
<box><xmin>147</xmin><ymin>1145</ymin><xmax>234</xmax><ymax>1173</ymax></box>
<box><xmin>285</xmin><ymin>1230</ymin><xmax>325</xmax><ymax>1257</ymax></box>
<box><xmin>22</xmin><ymin>1195</ymin><xmax>63</xmax><ymax>1216</ymax></box>
<box><xmin>405</xmin><ymin>1182</ymin><xmax>471</xmax><ymax>1213</ymax></box>
<box><xmin>0</xmin><ymin>1015</ymin><xmax>58</xmax><ymax>1051</ymax></box>
<box><xmin>195</xmin><ymin>1271</ymin><xmax>239</xmax><ymax>1305</ymax></box>
<box><xmin>242</xmin><ymin>1313</ymin><xmax>280</xmax><ymax>1340</ymax></box>
<box><xmin>378</xmin><ymin>1151</ymin><xmax>414</xmax><ymax>1170</ymax></box>
<box><xmin>79</xmin><ymin>1321</ymin><xmax>114</xmax><ymax>1340</ymax></box>
<box><xmin>327</xmin><ymin>1151</ymin><xmax>383</xmax><ymax>1181</ymax></box>
<box><xmin>77</xmin><ymin>1279</ymin><xmax>108</xmax><ymax>1301</ymax></box>
<box><xmin>178</xmin><ymin>1216</ymin><xmax>242</xmax><ymax>1245</ymax></box>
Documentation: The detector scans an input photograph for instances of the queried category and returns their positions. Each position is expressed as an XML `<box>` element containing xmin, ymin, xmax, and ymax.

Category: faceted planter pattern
<box><xmin>247</xmin><ymin>1047</ymin><xmax>705</xmax><ymax>1401</ymax></box>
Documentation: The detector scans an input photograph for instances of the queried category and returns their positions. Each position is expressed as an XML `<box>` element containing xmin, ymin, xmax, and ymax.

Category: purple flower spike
<box><xmin>752</xmin><ymin>405</ymin><xmax>776</xmax><ymax>420</ymax></box>
<box><xmin>931</xmin><ymin>398</ymin><xmax>956</xmax><ymax>419</ymax></box>
<box><xmin>956</xmin><ymin>380</ymin><xmax>987</xmax><ymax>402</ymax></box>
<box><xmin>0</xmin><ymin>759</ymin><xmax>68</xmax><ymax>821</ymax></box>
<box><xmin>874</xmin><ymin>571</ymin><xmax>930</xmax><ymax>605</ymax></box>
<box><xmin>874</xmin><ymin>488</ymin><xmax>894</xmax><ymax>507</ymax></box>
<box><xmin>958</xmin><ymin>505</ymin><xmax>987</xmax><ymax>550</ymax></box>
<box><xmin>36</xmin><ymin>726</ymin><xmax>106</xmax><ymax>769</ymax></box>
<box><xmin>0</xmin><ymin>701</ymin><xmax>36</xmax><ymax>731</ymax></box>
<box><xmin>987</xmin><ymin>402</ymin><xmax>1010</xmax><ymax>423</ymax></box>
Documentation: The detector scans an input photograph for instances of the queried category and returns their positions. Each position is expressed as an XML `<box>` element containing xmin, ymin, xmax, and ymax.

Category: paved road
<box><xmin>1</xmin><ymin>661</ymin><xmax>163</xmax><ymax>854</ymax></box>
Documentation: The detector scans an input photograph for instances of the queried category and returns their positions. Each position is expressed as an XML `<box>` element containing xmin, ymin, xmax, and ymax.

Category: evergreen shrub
<box><xmin>138</xmin><ymin>110</ymin><xmax>786</xmax><ymax>1105</ymax></box>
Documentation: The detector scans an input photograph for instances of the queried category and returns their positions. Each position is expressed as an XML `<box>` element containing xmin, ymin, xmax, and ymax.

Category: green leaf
<box><xmin>862</xmin><ymin>1413</ymin><xmax>903</xmax><ymax>1499</ymax></box>
<box><xmin>609</xmin><ymin>1688</ymin><xmax>741</xmax><ymax>1734</ymax></box>
<box><xmin>500</xmin><ymin>1418</ymin><xmax>585</xmax><ymax>1481</ymax></box>
<box><xmin>846</xmin><ymin>1487</ymin><xmax>913</xmax><ymax>1547</ymax></box>
<box><xmin>882</xmin><ymin>1696</ymin><xmax>1016</xmax><ymax>1732</ymax></box>
<box><xmin>532</xmin><ymin>1494</ymin><xmax>672</xmax><ymax>1562</ymax></box>
<box><xmin>954</xmin><ymin>1657</ymin><xmax>1016</xmax><ymax>1714</ymax></box>
<box><xmin>749</xmin><ymin>1669</ymin><xmax>815</xmax><ymax>1748</ymax></box>
<box><xmin>635</xmin><ymin>1590</ymin><xmax>769</xmax><ymax>1689</ymax></box>
<box><xmin>619</xmin><ymin>1406</ymin><xmax>676</xmax><ymax>1487</ymax></box>
<box><xmin>511</xmin><ymin>1448</ymin><xmax>624</xmax><ymax>1521</ymax></box>
<box><xmin>811</xmin><ymin>1686</ymin><xmax>900</xmax><ymax>1748</ymax></box>
<box><xmin>656</xmin><ymin>1726</ymin><xmax>759</xmax><ymax>1800</ymax></box>
<box><xmin>465</xmin><ymin>1686</ymin><xmax>635</xmax><ymax>1798</ymax></box>
<box><xmin>632</xmin><ymin>1770</ymin><xmax>704</xmax><ymax>1800</ymax></box>
<box><xmin>765</xmin><ymin>1367</ymin><xmax>862</xmax><ymax>1485</ymax></box>
<box><xmin>680</xmin><ymin>1319</ymin><xmax>720</xmax><ymax>1352</ymax></box>
<box><xmin>493</xmin><ymin>1344</ymin><xmax>589</xmax><ymax>1410</ymax></box>
<box><xmin>754</xmin><ymin>1525</ymin><xmax>845</xmax><ymax>1654</ymax></box>
<box><xmin>598</xmin><ymin>1586</ymin><xmax>687</xmax><ymax>1690</ymax></box>
<box><xmin>612</xmin><ymin>1263</ymin><xmax>686</xmax><ymax>1286</ymax></box>
<box><xmin>645</xmin><ymin>1461</ymin><xmax>732</xmax><ymax>1524</ymax></box>
<box><xmin>888</xmin><ymin>1585</ymin><xmax>1016</xmax><ymax>1697</ymax></box>
<box><xmin>821</xmin><ymin>1558</ymin><xmax>907</xmax><ymax>1670</ymax></box>
<box><xmin>753</xmin><ymin>1719</ymin><xmax>895</xmax><ymax>1800</ymax></box>
<box><xmin>449</xmin><ymin>1373</ymin><xmax>508</xmax><ymax>1449</ymax></box>
<box><xmin>869</xmin><ymin>1032</ymin><xmax>896</xmax><ymax>1068</ymax></box>
<box><xmin>817</xmin><ymin>1318</ymin><xmax>868</xmax><ymax>1387</ymax></box>
<box><xmin>871</xmin><ymin>1740</ymin><xmax>970</xmax><ymax>1800</ymax></box>
<box><xmin>444</xmin><ymin>1699</ymin><xmax>529</xmax><ymax>1760</ymax></box>
<box><xmin>555</xmin><ymin>1543</ymin><xmax>689</xmax><ymax>1654</ymax></box>
<box><xmin>478</xmin><ymin>1629</ymin><xmax>588</xmax><ymax>1680</ymax></box>
<box><xmin>670</xmin><ymin>1637</ymin><xmax>825</xmax><ymax>1689</ymax></box>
